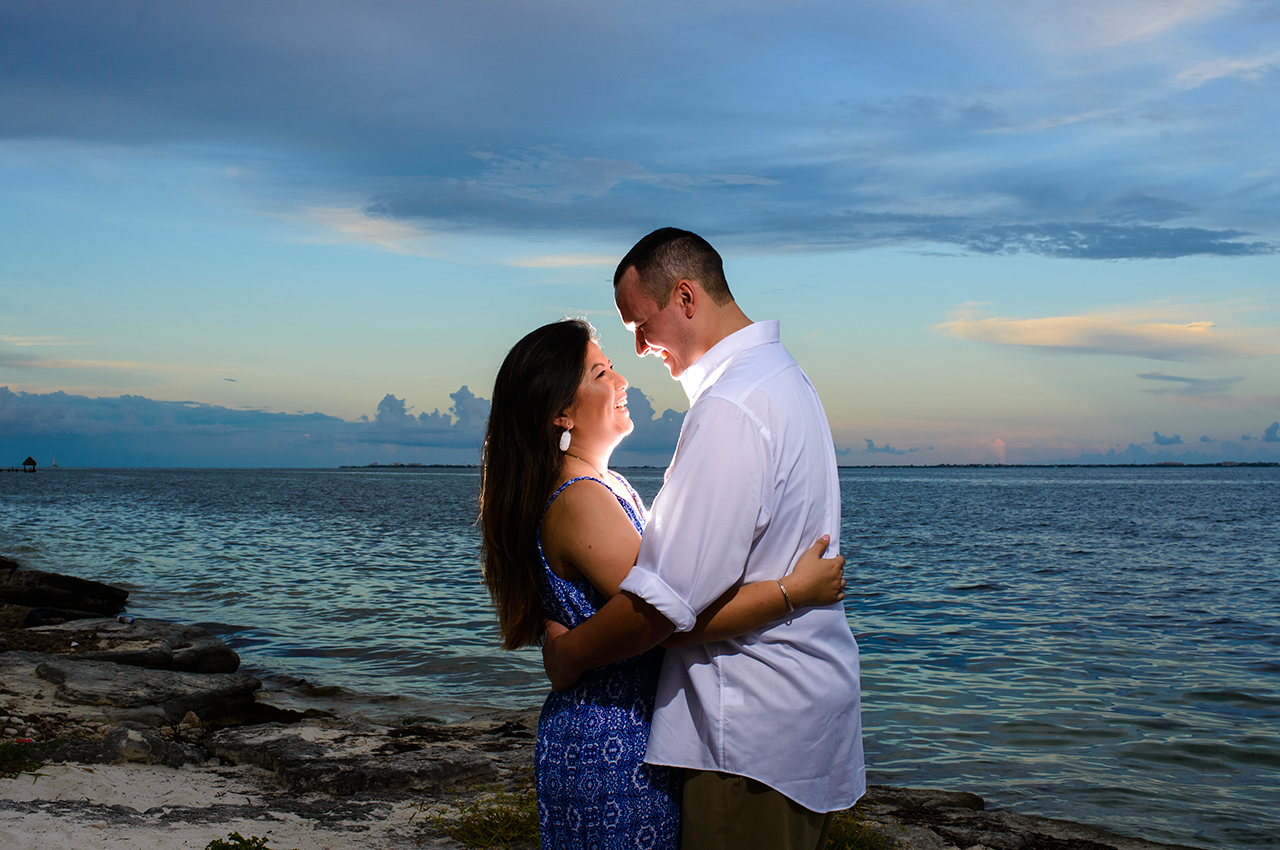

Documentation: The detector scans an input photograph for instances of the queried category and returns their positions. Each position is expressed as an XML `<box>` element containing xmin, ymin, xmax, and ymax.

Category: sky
<box><xmin>1</xmin><ymin>0</ymin><xmax>1278</xmax><ymax>467</ymax></box>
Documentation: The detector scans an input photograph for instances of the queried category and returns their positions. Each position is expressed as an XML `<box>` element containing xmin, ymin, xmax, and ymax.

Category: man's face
<box><xmin>615</xmin><ymin>267</ymin><xmax>696</xmax><ymax>379</ymax></box>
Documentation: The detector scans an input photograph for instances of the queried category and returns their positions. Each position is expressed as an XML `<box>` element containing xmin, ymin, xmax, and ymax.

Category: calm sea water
<box><xmin>1</xmin><ymin>466</ymin><xmax>1277</xmax><ymax>848</ymax></box>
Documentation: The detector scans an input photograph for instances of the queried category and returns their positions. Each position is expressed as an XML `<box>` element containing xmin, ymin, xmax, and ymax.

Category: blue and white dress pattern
<box><xmin>535</xmin><ymin>475</ymin><xmax>681</xmax><ymax>850</ymax></box>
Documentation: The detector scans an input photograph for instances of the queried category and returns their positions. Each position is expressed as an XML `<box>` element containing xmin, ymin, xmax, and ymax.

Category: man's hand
<box><xmin>541</xmin><ymin>619</ymin><xmax>581</xmax><ymax>692</ymax></box>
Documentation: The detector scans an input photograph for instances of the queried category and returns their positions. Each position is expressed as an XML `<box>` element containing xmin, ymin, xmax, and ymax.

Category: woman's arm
<box><xmin>661</xmin><ymin>535</ymin><xmax>846</xmax><ymax>648</ymax></box>
<box><xmin>539</xmin><ymin>479</ymin><xmax>642</xmax><ymax>596</ymax></box>
<box><xmin>543</xmin><ymin>483</ymin><xmax>845</xmax><ymax>650</ymax></box>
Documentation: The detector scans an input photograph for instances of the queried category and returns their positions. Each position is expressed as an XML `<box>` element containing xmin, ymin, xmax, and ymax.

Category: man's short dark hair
<box><xmin>613</xmin><ymin>228</ymin><xmax>733</xmax><ymax>308</ymax></box>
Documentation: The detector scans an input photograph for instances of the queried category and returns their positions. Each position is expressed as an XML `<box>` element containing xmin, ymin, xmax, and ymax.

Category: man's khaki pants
<box><xmin>682</xmin><ymin>769</ymin><xmax>834</xmax><ymax>850</ymax></box>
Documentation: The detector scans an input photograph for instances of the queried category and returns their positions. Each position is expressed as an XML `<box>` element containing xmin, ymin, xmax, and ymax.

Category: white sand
<box><xmin>0</xmin><ymin>763</ymin><xmax>456</xmax><ymax>850</ymax></box>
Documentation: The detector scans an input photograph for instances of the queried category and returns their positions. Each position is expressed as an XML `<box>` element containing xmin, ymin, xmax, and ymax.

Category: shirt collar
<box><xmin>678</xmin><ymin>320</ymin><xmax>780</xmax><ymax>404</ymax></box>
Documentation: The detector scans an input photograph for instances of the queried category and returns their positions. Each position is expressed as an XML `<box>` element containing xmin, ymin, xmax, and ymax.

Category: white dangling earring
<box><xmin>559</xmin><ymin>429</ymin><xmax>572</xmax><ymax>452</ymax></box>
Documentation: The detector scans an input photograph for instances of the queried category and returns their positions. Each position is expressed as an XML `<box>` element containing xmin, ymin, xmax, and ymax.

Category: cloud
<box><xmin>1152</xmin><ymin>431</ymin><xmax>1182</xmax><ymax>445</ymax></box>
<box><xmin>1137</xmin><ymin>371</ymin><xmax>1246</xmax><ymax>395</ymax></box>
<box><xmin>0</xmin><ymin>335</ymin><xmax>84</xmax><ymax>347</ymax></box>
<box><xmin>1177</xmin><ymin>51</ymin><xmax>1280</xmax><ymax>87</ymax></box>
<box><xmin>289</xmin><ymin>207</ymin><xmax>439</xmax><ymax>255</ymax></box>
<box><xmin>864</xmin><ymin>439</ymin><xmax>905</xmax><ymax>455</ymax></box>
<box><xmin>618</xmin><ymin>388</ymin><xmax>685</xmax><ymax>454</ymax></box>
<box><xmin>1200</xmin><ymin>434</ymin><xmax>1212</xmax><ymax>442</ymax></box>
<box><xmin>2</xmin><ymin>3</ymin><xmax>1277</xmax><ymax>260</ymax></box>
<box><xmin>1107</xmin><ymin>192</ymin><xmax>1197</xmax><ymax>225</ymax></box>
<box><xmin>0</xmin><ymin>383</ymin><xmax>687</xmax><ymax>466</ymax></box>
<box><xmin>1241</xmin><ymin>433</ymin><xmax>1255</xmax><ymax>440</ymax></box>
<box><xmin>979</xmin><ymin>108</ymin><xmax>1120</xmax><ymax>136</ymax></box>
<box><xmin>0</xmin><ymin>384</ymin><xmax>490</xmax><ymax>466</ymax></box>
<box><xmin>937</xmin><ymin>307</ymin><xmax>1274</xmax><ymax>360</ymax></box>
<box><xmin>364</xmin><ymin>170</ymin><xmax>1277</xmax><ymax>258</ymax></box>
<box><xmin>1030</xmin><ymin>0</ymin><xmax>1242</xmax><ymax>49</ymax></box>
<box><xmin>505</xmin><ymin>254</ymin><xmax>618</xmax><ymax>268</ymax></box>
<box><xmin>0</xmin><ymin>350</ymin><xmax>222</xmax><ymax>376</ymax></box>
<box><xmin>949</xmin><ymin>223</ymin><xmax>1272</xmax><ymax>260</ymax></box>
<box><xmin>1066</xmin><ymin>436</ymin><xmax>1280</xmax><ymax>465</ymax></box>
<box><xmin>1265</xmin><ymin>422</ymin><xmax>1280</xmax><ymax>443</ymax></box>
<box><xmin>358</xmin><ymin>388</ymin><xmax>491</xmax><ymax>447</ymax></box>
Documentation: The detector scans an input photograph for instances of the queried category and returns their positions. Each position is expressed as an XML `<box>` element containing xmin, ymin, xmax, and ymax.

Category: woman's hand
<box><xmin>541</xmin><ymin>619</ymin><xmax>581</xmax><ymax>692</ymax></box>
<box><xmin>781</xmin><ymin>535</ymin><xmax>846</xmax><ymax>608</ymax></box>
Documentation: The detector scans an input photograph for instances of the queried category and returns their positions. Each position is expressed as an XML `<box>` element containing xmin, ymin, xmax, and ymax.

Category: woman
<box><xmin>480</xmin><ymin>319</ymin><xmax>846</xmax><ymax>850</ymax></box>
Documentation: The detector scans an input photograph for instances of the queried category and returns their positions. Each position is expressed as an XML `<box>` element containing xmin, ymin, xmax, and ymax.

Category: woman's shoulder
<box><xmin>543</xmin><ymin>475</ymin><xmax>638</xmax><ymax>532</ymax></box>
<box><xmin>544</xmin><ymin>475</ymin><xmax>614</xmax><ymax>515</ymax></box>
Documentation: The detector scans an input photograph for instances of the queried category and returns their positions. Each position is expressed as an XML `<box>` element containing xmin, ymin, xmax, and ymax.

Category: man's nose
<box><xmin>634</xmin><ymin>332</ymin><xmax>649</xmax><ymax>357</ymax></box>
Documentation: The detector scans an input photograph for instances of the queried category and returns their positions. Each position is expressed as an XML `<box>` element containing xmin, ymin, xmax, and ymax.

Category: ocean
<box><xmin>2</xmin><ymin>466</ymin><xmax>1277</xmax><ymax>848</ymax></box>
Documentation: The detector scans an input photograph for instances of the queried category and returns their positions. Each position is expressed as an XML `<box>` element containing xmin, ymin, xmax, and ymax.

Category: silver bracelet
<box><xmin>776</xmin><ymin>580</ymin><xmax>795</xmax><ymax>613</ymax></box>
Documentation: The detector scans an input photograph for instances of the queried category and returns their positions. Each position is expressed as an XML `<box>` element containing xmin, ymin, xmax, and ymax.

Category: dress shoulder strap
<box><xmin>541</xmin><ymin>475</ymin><xmax>644</xmax><ymax>533</ymax></box>
<box><xmin>541</xmin><ymin>475</ymin><xmax>608</xmax><ymax>518</ymax></box>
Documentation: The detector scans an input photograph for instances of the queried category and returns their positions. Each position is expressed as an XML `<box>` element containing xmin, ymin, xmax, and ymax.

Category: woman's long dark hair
<box><xmin>480</xmin><ymin>319</ymin><xmax>596</xmax><ymax>650</ymax></box>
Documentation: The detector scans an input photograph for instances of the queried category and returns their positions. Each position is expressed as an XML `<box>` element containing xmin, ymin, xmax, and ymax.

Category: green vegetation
<box><xmin>413</xmin><ymin>770</ymin><xmax>897</xmax><ymax>850</ymax></box>
<box><xmin>204</xmin><ymin>833</ymin><xmax>285</xmax><ymax>850</ymax></box>
<box><xmin>0</xmin><ymin>741</ymin><xmax>46</xmax><ymax>780</ymax></box>
<box><xmin>828</xmin><ymin>807</ymin><xmax>902</xmax><ymax>850</ymax></box>
<box><xmin>424</xmin><ymin>781</ymin><xmax>539</xmax><ymax>849</ymax></box>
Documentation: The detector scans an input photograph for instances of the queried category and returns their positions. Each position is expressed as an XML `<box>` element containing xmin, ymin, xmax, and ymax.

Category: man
<box><xmin>543</xmin><ymin>228</ymin><xmax>864</xmax><ymax>849</ymax></box>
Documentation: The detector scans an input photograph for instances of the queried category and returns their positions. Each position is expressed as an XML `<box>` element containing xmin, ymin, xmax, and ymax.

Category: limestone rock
<box><xmin>21</xmin><ymin>607</ymin><xmax>104</xmax><ymax>628</ymax></box>
<box><xmin>863</xmin><ymin>785</ymin><xmax>986</xmax><ymax>813</ymax></box>
<box><xmin>0</xmin><ymin>651</ymin><xmax>260</xmax><ymax>728</ymax></box>
<box><xmin>42</xmin><ymin>726</ymin><xmax>208</xmax><ymax>768</ymax></box>
<box><xmin>206</xmin><ymin>720</ymin><xmax>498</xmax><ymax>795</ymax></box>
<box><xmin>858</xmin><ymin>785</ymin><xmax>1202</xmax><ymax>850</ymax></box>
<box><xmin>31</xmin><ymin>617</ymin><xmax>240</xmax><ymax>673</ymax></box>
<box><xmin>0</xmin><ymin>559</ymin><xmax>128</xmax><ymax>615</ymax></box>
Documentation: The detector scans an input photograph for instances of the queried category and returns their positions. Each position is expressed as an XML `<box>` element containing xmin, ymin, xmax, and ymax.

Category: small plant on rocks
<box><xmin>827</xmin><ymin>807</ymin><xmax>903</xmax><ymax>850</ymax></box>
<box><xmin>205</xmin><ymin>832</ymin><xmax>292</xmax><ymax>850</ymax></box>
<box><xmin>0</xmin><ymin>741</ymin><xmax>46</xmax><ymax>780</ymax></box>
<box><xmin>418</xmin><ymin>770</ymin><xmax>538</xmax><ymax>850</ymax></box>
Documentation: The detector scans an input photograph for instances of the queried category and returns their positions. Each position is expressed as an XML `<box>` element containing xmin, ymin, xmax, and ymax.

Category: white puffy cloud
<box><xmin>936</xmin><ymin>306</ymin><xmax>1277</xmax><ymax>360</ymax></box>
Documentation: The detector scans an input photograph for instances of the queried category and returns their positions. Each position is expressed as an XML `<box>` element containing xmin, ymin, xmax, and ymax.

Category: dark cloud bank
<box><xmin>3</xmin><ymin>2</ymin><xmax>1275</xmax><ymax>260</ymax></box>
<box><xmin>6</xmin><ymin>385</ymin><xmax>1276</xmax><ymax>468</ymax></box>
<box><xmin>0</xmin><ymin>385</ymin><xmax>686</xmax><ymax>468</ymax></box>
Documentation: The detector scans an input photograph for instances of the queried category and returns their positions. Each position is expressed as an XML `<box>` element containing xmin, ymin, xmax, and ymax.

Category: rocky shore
<box><xmin>1</xmin><ymin>556</ymin><xmax>1202</xmax><ymax>850</ymax></box>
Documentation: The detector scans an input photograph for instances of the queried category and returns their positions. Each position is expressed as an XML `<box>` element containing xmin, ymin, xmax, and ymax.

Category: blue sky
<box><xmin>2</xmin><ymin>0</ymin><xmax>1278</xmax><ymax>466</ymax></box>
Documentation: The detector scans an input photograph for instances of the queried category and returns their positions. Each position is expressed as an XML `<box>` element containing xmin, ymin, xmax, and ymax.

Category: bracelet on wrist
<box><xmin>776</xmin><ymin>579</ymin><xmax>795</xmax><ymax>613</ymax></box>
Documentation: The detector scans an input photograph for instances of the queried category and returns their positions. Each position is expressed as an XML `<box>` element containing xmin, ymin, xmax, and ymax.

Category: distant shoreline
<box><xmin>336</xmin><ymin>461</ymin><xmax>1279</xmax><ymax>470</ymax></box>
<box><xmin>9</xmin><ymin>461</ymin><xmax>1275</xmax><ymax>472</ymax></box>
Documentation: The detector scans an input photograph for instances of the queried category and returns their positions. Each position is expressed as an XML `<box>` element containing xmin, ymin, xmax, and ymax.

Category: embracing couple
<box><xmin>480</xmin><ymin>228</ymin><xmax>865</xmax><ymax>850</ymax></box>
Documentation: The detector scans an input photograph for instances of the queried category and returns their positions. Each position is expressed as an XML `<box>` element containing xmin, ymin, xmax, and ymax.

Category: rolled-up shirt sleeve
<box><xmin>619</xmin><ymin>397</ymin><xmax>767</xmax><ymax>632</ymax></box>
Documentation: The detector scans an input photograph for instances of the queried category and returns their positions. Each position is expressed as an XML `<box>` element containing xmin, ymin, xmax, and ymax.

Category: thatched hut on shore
<box><xmin>23</xmin><ymin>456</ymin><xmax>37</xmax><ymax>473</ymax></box>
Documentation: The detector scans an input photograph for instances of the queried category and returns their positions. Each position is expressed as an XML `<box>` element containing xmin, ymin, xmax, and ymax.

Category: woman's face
<box><xmin>563</xmin><ymin>341</ymin><xmax>633</xmax><ymax>449</ymax></box>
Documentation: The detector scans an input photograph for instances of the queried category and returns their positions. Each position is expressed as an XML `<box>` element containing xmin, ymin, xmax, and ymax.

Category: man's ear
<box><xmin>674</xmin><ymin>279</ymin><xmax>697</xmax><ymax>319</ymax></box>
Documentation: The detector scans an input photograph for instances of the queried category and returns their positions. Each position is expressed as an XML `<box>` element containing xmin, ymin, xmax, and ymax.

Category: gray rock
<box><xmin>864</xmin><ymin>785</ymin><xmax>986</xmax><ymax>812</ymax></box>
<box><xmin>207</xmin><ymin>721</ymin><xmax>498</xmax><ymax>795</ymax></box>
<box><xmin>859</xmin><ymin>785</ymin><xmax>1203</xmax><ymax>850</ymax></box>
<box><xmin>22</xmin><ymin>607</ymin><xmax>104</xmax><ymax>627</ymax></box>
<box><xmin>42</xmin><ymin>726</ymin><xmax>208</xmax><ymax>768</ymax></box>
<box><xmin>35</xmin><ymin>655</ymin><xmax>260</xmax><ymax>725</ymax></box>
<box><xmin>898</xmin><ymin>825</ymin><xmax>960</xmax><ymax>850</ymax></box>
<box><xmin>0</xmin><ymin>651</ymin><xmax>260</xmax><ymax>728</ymax></box>
<box><xmin>0</xmin><ymin>559</ymin><xmax>128</xmax><ymax>615</ymax></box>
<box><xmin>32</xmin><ymin>617</ymin><xmax>240</xmax><ymax>673</ymax></box>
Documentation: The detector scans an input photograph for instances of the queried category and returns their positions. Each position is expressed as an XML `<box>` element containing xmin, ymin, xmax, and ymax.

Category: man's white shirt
<box><xmin>618</xmin><ymin>320</ymin><xmax>866</xmax><ymax>813</ymax></box>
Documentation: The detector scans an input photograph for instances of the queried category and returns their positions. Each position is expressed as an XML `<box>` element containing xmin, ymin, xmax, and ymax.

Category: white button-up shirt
<box><xmin>619</xmin><ymin>320</ymin><xmax>865</xmax><ymax>813</ymax></box>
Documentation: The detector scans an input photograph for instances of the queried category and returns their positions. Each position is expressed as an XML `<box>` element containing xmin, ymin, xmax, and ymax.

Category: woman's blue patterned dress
<box><xmin>535</xmin><ymin>475</ymin><xmax>681</xmax><ymax>850</ymax></box>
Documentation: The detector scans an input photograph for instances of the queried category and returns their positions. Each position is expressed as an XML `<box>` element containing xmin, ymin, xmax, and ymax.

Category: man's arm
<box><xmin>542</xmin><ymin>591</ymin><xmax>675</xmax><ymax>691</ymax></box>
